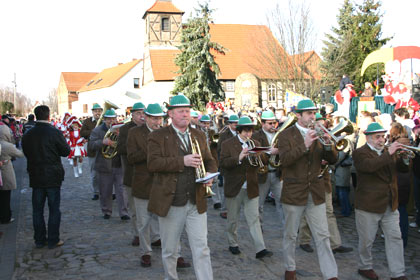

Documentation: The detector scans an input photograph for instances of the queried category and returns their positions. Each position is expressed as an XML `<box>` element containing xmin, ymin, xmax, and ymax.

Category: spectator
<box><xmin>22</xmin><ymin>105</ymin><xmax>70</xmax><ymax>249</ymax></box>
<box><xmin>23</xmin><ymin>114</ymin><xmax>36</xmax><ymax>134</ymax></box>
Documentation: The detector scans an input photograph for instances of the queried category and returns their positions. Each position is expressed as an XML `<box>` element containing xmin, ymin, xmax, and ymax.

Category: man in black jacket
<box><xmin>22</xmin><ymin>105</ymin><xmax>70</xmax><ymax>249</ymax></box>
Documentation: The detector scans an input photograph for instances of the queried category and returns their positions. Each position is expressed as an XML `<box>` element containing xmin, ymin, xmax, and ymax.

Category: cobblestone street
<box><xmin>2</xmin><ymin>158</ymin><xmax>420</xmax><ymax>279</ymax></box>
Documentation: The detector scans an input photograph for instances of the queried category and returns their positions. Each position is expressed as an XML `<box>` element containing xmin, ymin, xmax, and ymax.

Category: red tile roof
<box><xmin>291</xmin><ymin>51</ymin><xmax>323</xmax><ymax>80</ymax></box>
<box><xmin>61</xmin><ymin>72</ymin><xmax>98</xmax><ymax>92</ymax></box>
<box><xmin>78</xmin><ymin>59</ymin><xmax>142</xmax><ymax>92</ymax></box>
<box><xmin>150</xmin><ymin>24</ymin><xmax>298</xmax><ymax>81</ymax></box>
<box><xmin>143</xmin><ymin>0</ymin><xmax>184</xmax><ymax>19</ymax></box>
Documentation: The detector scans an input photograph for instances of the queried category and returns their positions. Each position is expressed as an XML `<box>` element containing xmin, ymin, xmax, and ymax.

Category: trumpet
<box><xmin>386</xmin><ymin>143</ymin><xmax>420</xmax><ymax>159</ymax></box>
<box><xmin>188</xmin><ymin>132</ymin><xmax>215</xmax><ymax>197</ymax></box>
<box><xmin>311</xmin><ymin>117</ymin><xmax>354</xmax><ymax>151</ymax></box>
<box><xmin>245</xmin><ymin>138</ymin><xmax>268</xmax><ymax>174</ymax></box>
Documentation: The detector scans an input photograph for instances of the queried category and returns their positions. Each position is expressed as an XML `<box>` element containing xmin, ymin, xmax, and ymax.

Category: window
<box><xmin>161</xmin><ymin>17</ymin><xmax>170</xmax><ymax>31</ymax></box>
<box><xmin>226</xmin><ymin>81</ymin><xmax>235</xmax><ymax>91</ymax></box>
<box><xmin>268</xmin><ymin>84</ymin><xmax>276</xmax><ymax>101</ymax></box>
<box><xmin>83</xmin><ymin>104</ymin><xmax>88</xmax><ymax>113</ymax></box>
<box><xmin>133</xmin><ymin>78</ymin><xmax>140</xmax><ymax>89</ymax></box>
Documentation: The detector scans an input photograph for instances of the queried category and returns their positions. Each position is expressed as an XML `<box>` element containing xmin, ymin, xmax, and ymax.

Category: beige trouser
<box><xmin>283</xmin><ymin>193</ymin><xmax>338</xmax><ymax>279</ymax></box>
<box><xmin>125</xmin><ymin>186</ymin><xmax>139</xmax><ymax>237</ymax></box>
<box><xmin>356</xmin><ymin>207</ymin><xmax>405</xmax><ymax>278</ymax></box>
<box><xmin>133</xmin><ymin>197</ymin><xmax>160</xmax><ymax>255</ymax></box>
<box><xmin>225</xmin><ymin>189</ymin><xmax>266</xmax><ymax>253</ymax></box>
<box><xmin>158</xmin><ymin>202</ymin><xmax>213</xmax><ymax>280</ymax></box>
<box><xmin>258</xmin><ymin>172</ymin><xmax>285</xmax><ymax>229</ymax></box>
<box><xmin>299</xmin><ymin>191</ymin><xmax>342</xmax><ymax>249</ymax></box>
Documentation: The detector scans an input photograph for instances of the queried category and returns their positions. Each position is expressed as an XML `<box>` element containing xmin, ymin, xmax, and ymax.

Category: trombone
<box><xmin>245</xmin><ymin>138</ymin><xmax>268</xmax><ymax>174</ymax></box>
<box><xmin>188</xmin><ymin>132</ymin><xmax>215</xmax><ymax>197</ymax></box>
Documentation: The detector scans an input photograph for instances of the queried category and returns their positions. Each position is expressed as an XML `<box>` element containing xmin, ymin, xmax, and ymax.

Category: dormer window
<box><xmin>161</xmin><ymin>17</ymin><xmax>170</xmax><ymax>31</ymax></box>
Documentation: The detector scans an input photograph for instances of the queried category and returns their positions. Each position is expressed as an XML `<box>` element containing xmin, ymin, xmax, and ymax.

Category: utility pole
<box><xmin>12</xmin><ymin>73</ymin><xmax>17</xmax><ymax>113</ymax></box>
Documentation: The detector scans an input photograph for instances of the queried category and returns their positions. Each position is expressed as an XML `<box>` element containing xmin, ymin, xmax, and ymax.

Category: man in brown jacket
<box><xmin>147</xmin><ymin>95</ymin><xmax>217</xmax><ymax>280</ymax></box>
<box><xmin>216</xmin><ymin>114</ymin><xmax>239</xmax><ymax>219</ymax></box>
<box><xmin>353</xmin><ymin>122</ymin><xmax>407</xmax><ymax>280</ymax></box>
<box><xmin>251</xmin><ymin>110</ymin><xmax>284</xmax><ymax>228</ymax></box>
<box><xmin>80</xmin><ymin>103</ymin><xmax>102</xmax><ymax>200</ymax></box>
<box><xmin>116</xmin><ymin>102</ymin><xmax>145</xmax><ymax>247</ymax></box>
<box><xmin>277</xmin><ymin>99</ymin><xmax>338</xmax><ymax>280</ymax></box>
<box><xmin>220</xmin><ymin>116</ymin><xmax>273</xmax><ymax>259</ymax></box>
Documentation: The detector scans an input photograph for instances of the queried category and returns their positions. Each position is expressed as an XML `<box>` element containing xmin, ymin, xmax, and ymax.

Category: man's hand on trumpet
<box><xmin>103</xmin><ymin>138</ymin><xmax>116</xmax><ymax>147</ymax></box>
<box><xmin>387</xmin><ymin>141</ymin><xmax>403</xmax><ymax>155</ymax></box>
<box><xmin>304</xmin><ymin>130</ymin><xmax>318</xmax><ymax>149</ymax></box>
<box><xmin>184</xmin><ymin>154</ymin><xmax>202</xmax><ymax>168</ymax></box>
<box><xmin>239</xmin><ymin>147</ymin><xmax>249</xmax><ymax>162</ymax></box>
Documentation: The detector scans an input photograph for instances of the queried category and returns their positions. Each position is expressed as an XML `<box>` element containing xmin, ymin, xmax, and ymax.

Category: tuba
<box><xmin>95</xmin><ymin>100</ymin><xmax>119</xmax><ymax>128</ymax></box>
<box><xmin>188</xmin><ymin>132</ymin><xmax>215</xmax><ymax>197</ymax></box>
<box><xmin>102</xmin><ymin>123</ymin><xmax>123</xmax><ymax>159</ymax></box>
<box><xmin>268</xmin><ymin>113</ymin><xmax>298</xmax><ymax>167</ymax></box>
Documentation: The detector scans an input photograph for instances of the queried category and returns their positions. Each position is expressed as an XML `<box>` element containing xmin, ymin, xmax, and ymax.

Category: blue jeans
<box><xmin>336</xmin><ymin>186</ymin><xmax>351</xmax><ymax>216</ymax></box>
<box><xmin>413</xmin><ymin>175</ymin><xmax>420</xmax><ymax>226</ymax></box>
<box><xmin>398</xmin><ymin>204</ymin><xmax>408</xmax><ymax>248</ymax></box>
<box><xmin>32</xmin><ymin>187</ymin><xmax>61</xmax><ymax>248</ymax></box>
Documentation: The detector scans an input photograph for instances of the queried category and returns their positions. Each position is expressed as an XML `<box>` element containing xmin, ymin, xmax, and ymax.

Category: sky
<box><xmin>0</xmin><ymin>0</ymin><xmax>419</xmax><ymax>102</ymax></box>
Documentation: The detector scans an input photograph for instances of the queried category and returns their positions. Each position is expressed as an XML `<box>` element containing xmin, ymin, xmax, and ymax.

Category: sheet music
<box><xmin>195</xmin><ymin>172</ymin><xmax>220</xmax><ymax>183</ymax></box>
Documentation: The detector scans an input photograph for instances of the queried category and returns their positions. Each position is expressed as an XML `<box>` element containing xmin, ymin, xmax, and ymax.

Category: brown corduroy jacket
<box><xmin>80</xmin><ymin>117</ymin><xmax>98</xmax><ymax>157</ymax></box>
<box><xmin>353</xmin><ymin>144</ymin><xmax>408</xmax><ymax>213</ymax></box>
<box><xmin>127</xmin><ymin>124</ymin><xmax>152</xmax><ymax>199</ymax></box>
<box><xmin>220</xmin><ymin>136</ymin><xmax>267</xmax><ymax>199</ymax></box>
<box><xmin>277</xmin><ymin>125</ymin><xmax>338</xmax><ymax>206</ymax></box>
<box><xmin>147</xmin><ymin>125</ymin><xmax>217</xmax><ymax>217</ymax></box>
<box><xmin>117</xmin><ymin>121</ymin><xmax>137</xmax><ymax>186</ymax></box>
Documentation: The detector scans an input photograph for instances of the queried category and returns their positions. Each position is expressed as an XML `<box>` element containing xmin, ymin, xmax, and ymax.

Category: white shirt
<box><xmin>237</xmin><ymin>135</ymin><xmax>248</xmax><ymax>189</ymax></box>
<box><xmin>367</xmin><ymin>142</ymin><xmax>382</xmax><ymax>156</ymax></box>
<box><xmin>295</xmin><ymin>122</ymin><xmax>309</xmax><ymax>139</ymax></box>
<box><xmin>262</xmin><ymin>128</ymin><xmax>274</xmax><ymax>144</ymax></box>
<box><xmin>229</xmin><ymin>127</ymin><xmax>237</xmax><ymax>137</ymax></box>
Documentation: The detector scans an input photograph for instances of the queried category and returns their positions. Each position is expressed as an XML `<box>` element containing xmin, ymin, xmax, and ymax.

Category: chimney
<box><xmin>118</xmin><ymin>63</ymin><xmax>123</xmax><ymax>65</ymax></box>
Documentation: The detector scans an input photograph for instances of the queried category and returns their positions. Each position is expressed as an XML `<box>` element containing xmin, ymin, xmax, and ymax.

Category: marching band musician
<box><xmin>251</xmin><ymin>110</ymin><xmax>284</xmax><ymax>229</ymax></box>
<box><xmin>81</xmin><ymin>103</ymin><xmax>103</xmax><ymax>200</ymax></box>
<box><xmin>199</xmin><ymin>114</ymin><xmax>222</xmax><ymax>209</ymax></box>
<box><xmin>220</xmin><ymin>116</ymin><xmax>273</xmax><ymax>259</ymax></box>
<box><xmin>353</xmin><ymin>122</ymin><xmax>408</xmax><ymax>280</ymax></box>
<box><xmin>116</xmin><ymin>102</ymin><xmax>145</xmax><ymax>247</ymax></box>
<box><xmin>276</xmin><ymin>99</ymin><xmax>338</xmax><ymax>280</ymax></box>
<box><xmin>147</xmin><ymin>95</ymin><xmax>217</xmax><ymax>280</ymax></box>
<box><xmin>217</xmin><ymin>114</ymin><xmax>239</xmax><ymax>219</ymax></box>
<box><xmin>88</xmin><ymin>108</ymin><xmax>129</xmax><ymax>220</ymax></box>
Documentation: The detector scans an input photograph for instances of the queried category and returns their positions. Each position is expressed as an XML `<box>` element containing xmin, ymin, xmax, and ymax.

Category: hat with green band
<box><xmin>364</xmin><ymin>122</ymin><xmax>387</xmax><ymax>135</ymax></box>
<box><xmin>261</xmin><ymin>110</ymin><xmax>276</xmax><ymax>120</ymax></box>
<box><xmin>103</xmin><ymin>109</ymin><xmax>117</xmax><ymax>118</ymax></box>
<box><xmin>145</xmin><ymin>103</ymin><xmax>165</xmax><ymax>116</ymax></box>
<box><xmin>167</xmin><ymin>95</ymin><xmax>192</xmax><ymax>110</ymax></box>
<box><xmin>228</xmin><ymin>114</ymin><xmax>239</xmax><ymax>123</ymax></box>
<box><xmin>91</xmin><ymin>103</ymin><xmax>103</xmax><ymax>110</ymax></box>
<box><xmin>190</xmin><ymin>111</ymin><xmax>199</xmax><ymax>117</ymax></box>
<box><xmin>131</xmin><ymin>102</ymin><xmax>146</xmax><ymax>112</ymax></box>
<box><xmin>315</xmin><ymin>113</ymin><xmax>325</xmax><ymax>121</ymax></box>
<box><xmin>237</xmin><ymin>116</ymin><xmax>254</xmax><ymax>126</ymax></box>
<box><xmin>295</xmin><ymin>99</ymin><xmax>317</xmax><ymax>113</ymax></box>
<box><xmin>200</xmin><ymin>115</ymin><xmax>211</xmax><ymax>122</ymax></box>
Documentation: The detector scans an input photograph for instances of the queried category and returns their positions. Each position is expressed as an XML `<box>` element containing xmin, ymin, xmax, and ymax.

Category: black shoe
<box><xmin>112</xmin><ymin>194</ymin><xmax>116</xmax><ymax>200</ymax></box>
<box><xmin>220</xmin><ymin>212</ymin><xmax>227</xmax><ymax>219</ymax></box>
<box><xmin>229</xmin><ymin>246</ymin><xmax>241</xmax><ymax>255</ymax></box>
<box><xmin>213</xmin><ymin>203</ymin><xmax>221</xmax><ymax>209</ymax></box>
<box><xmin>256</xmin><ymin>249</ymin><xmax>273</xmax><ymax>259</ymax></box>
<box><xmin>103</xmin><ymin>214</ymin><xmax>111</xmax><ymax>219</ymax></box>
<box><xmin>151</xmin><ymin>239</ymin><xmax>161</xmax><ymax>248</ymax></box>
<box><xmin>299</xmin><ymin>244</ymin><xmax>314</xmax><ymax>253</ymax></box>
<box><xmin>91</xmin><ymin>194</ymin><xmax>99</xmax><ymax>200</ymax></box>
<box><xmin>332</xmin><ymin>245</ymin><xmax>353</xmax><ymax>254</ymax></box>
<box><xmin>121</xmin><ymin>215</ymin><xmax>130</xmax><ymax>221</ymax></box>
<box><xmin>35</xmin><ymin>241</ymin><xmax>47</xmax><ymax>249</ymax></box>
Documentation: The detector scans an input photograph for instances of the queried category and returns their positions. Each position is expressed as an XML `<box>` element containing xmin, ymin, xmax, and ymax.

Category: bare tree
<box><xmin>43</xmin><ymin>88</ymin><xmax>58</xmax><ymax>115</ymax></box>
<box><xmin>0</xmin><ymin>86</ymin><xmax>33</xmax><ymax>116</ymax></box>
<box><xmin>248</xmin><ymin>0</ymin><xmax>322</xmax><ymax>102</ymax></box>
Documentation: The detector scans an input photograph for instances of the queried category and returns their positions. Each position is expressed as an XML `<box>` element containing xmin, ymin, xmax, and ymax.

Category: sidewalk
<box><xmin>2</xmin><ymin>157</ymin><xmax>420</xmax><ymax>280</ymax></box>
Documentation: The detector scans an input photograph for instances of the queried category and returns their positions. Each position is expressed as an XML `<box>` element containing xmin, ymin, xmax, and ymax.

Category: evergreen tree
<box><xmin>321</xmin><ymin>0</ymin><xmax>391</xmax><ymax>91</ymax></box>
<box><xmin>171</xmin><ymin>2</ymin><xmax>226</xmax><ymax>111</ymax></box>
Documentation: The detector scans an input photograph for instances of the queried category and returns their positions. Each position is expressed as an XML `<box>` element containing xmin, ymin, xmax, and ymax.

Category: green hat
<box><xmin>364</xmin><ymin>122</ymin><xmax>387</xmax><ymax>135</ymax></box>
<box><xmin>190</xmin><ymin>111</ymin><xmax>199</xmax><ymax>118</ymax></box>
<box><xmin>296</xmin><ymin>99</ymin><xmax>317</xmax><ymax>113</ymax></box>
<box><xmin>131</xmin><ymin>102</ymin><xmax>145</xmax><ymax>112</ymax></box>
<box><xmin>103</xmin><ymin>109</ymin><xmax>117</xmax><ymax>118</ymax></box>
<box><xmin>228</xmin><ymin>114</ymin><xmax>239</xmax><ymax>123</ymax></box>
<box><xmin>145</xmin><ymin>103</ymin><xmax>165</xmax><ymax>116</ymax></box>
<box><xmin>315</xmin><ymin>113</ymin><xmax>325</xmax><ymax>121</ymax></box>
<box><xmin>200</xmin><ymin>115</ymin><xmax>211</xmax><ymax>122</ymax></box>
<box><xmin>237</xmin><ymin>116</ymin><xmax>254</xmax><ymax>126</ymax></box>
<box><xmin>91</xmin><ymin>103</ymin><xmax>103</xmax><ymax>110</ymax></box>
<box><xmin>261</xmin><ymin>110</ymin><xmax>276</xmax><ymax>120</ymax></box>
<box><xmin>167</xmin><ymin>95</ymin><xmax>192</xmax><ymax>110</ymax></box>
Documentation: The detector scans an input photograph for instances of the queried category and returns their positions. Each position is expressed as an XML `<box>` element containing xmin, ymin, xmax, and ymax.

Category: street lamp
<box><xmin>12</xmin><ymin>73</ymin><xmax>17</xmax><ymax>113</ymax></box>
